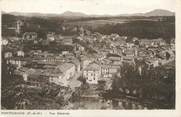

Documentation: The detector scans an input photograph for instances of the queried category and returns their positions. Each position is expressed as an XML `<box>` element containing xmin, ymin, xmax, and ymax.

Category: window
<box><xmin>91</xmin><ymin>73</ymin><xmax>93</xmax><ymax>76</ymax></box>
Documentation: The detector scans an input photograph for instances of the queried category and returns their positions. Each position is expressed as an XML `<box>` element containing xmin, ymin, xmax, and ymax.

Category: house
<box><xmin>4</xmin><ymin>52</ymin><xmax>13</xmax><ymax>58</ymax></box>
<box><xmin>100</xmin><ymin>58</ymin><xmax>112</xmax><ymax>65</ymax></box>
<box><xmin>156</xmin><ymin>38</ymin><xmax>166</xmax><ymax>46</ymax></box>
<box><xmin>92</xmin><ymin>53</ymin><xmax>106</xmax><ymax>61</ymax></box>
<box><xmin>108</xmin><ymin>56</ymin><xmax>122</xmax><ymax>66</ymax></box>
<box><xmin>68</xmin><ymin>79</ymin><xmax>81</xmax><ymax>90</ymax></box>
<box><xmin>145</xmin><ymin>58</ymin><xmax>159</xmax><ymax>68</ymax></box>
<box><xmin>170</xmin><ymin>38</ymin><xmax>175</xmax><ymax>50</ymax></box>
<box><xmin>39</xmin><ymin>51</ymin><xmax>54</xmax><ymax>58</ymax></box>
<box><xmin>22</xmin><ymin>73</ymin><xmax>28</xmax><ymax>81</ymax></box>
<box><xmin>120</xmin><ymin>36</ymin><xmax>128</xmax><ymax>40</ymax></box>
<box><xmin>74</xmin><ymin>43</ymin><xmax>85</xmax><ymax>52</ymax></box>
<box><xmin>2</xmin><ymin>39</ymin><xmax>8</xmax><ymax>45</ymax></box>
<box><xmin>83</xmin><ymin>63</ymin><xmax>101</xmax><ymax>84</ymax></box>
<box><xmin>17</xmin><ymin>50</ymin><xmax>25</xmax><ymax>57</ymax></box>
<box><xmin>108</xmin><ymin>56</ymin><xmax>121</xmax><ymax>61</ymax></box>
<box><xmin>30</xmin><ymin>50</ymin><xmax>42</xmax><ymax>57</ymax></box>
<box><xmin>7</xmin><ymin>57</ymin><xmax>27</xmax><ymax>68</ymax></box>
<box><xmin>101</xmin><ymin>65</ymin><xmax>112</xmax><ymax>78</ymax></box>
<box><xmin>14</xmin><ymin>67</ymin><xmax>30</xmax><ymax>81</ymax></box>
<box><xmin>117</xmin><ymin>39</ymin><xmax>127</xmax><ymax>47</ymax></box>
<box><xmin>17</xmin><ymin>63</ymin><xmax>76</xmax><ymax>87</ymax></box>
<box><xmin>61</xmin><ymin>36</ymin><xmax>73</xmax><ymax>45</ymax></box>
<box><xmin>23</xmin><ymin>32</ymin><xmax>38</xmax><ymax>40</ymax></box>
<box><xmin>139</xmin><ymin>38</ymin><xmax>166</xmax><ymax>47</ymax></box>
<box><xmin>123</xmin><ymin>48</ymin><xmax>137</xmax><ymax>57</ymax></box>
<box><xmin>80</xmin><ymin>55</ymin><xmax>93</xmax><ymax>70</ymax></box>
<box><xmin>101</xmin><ymin>64</ymin><xmax>120</xmax><ymax>78</ymax></box>
<box><xmin>15</xmin><ymin>67</ymin><xmax>49</xmax><ymax>87</ymax></box>
<box><xmin>33</xmin><ymin>56</ymin><xmax>65</xmax><ymax>65</ymax></box>
<box><xmin>62</xmin><ymin>51</ymin><xmax>69</xmax><ymax>55</ymax></box>
<box><xmin>122</xmin><ymin>56</ymin><xmax>135</xmax><ymax>64</ymax></box>
<box><xmin>47</xmin><ymin>32</ymin><xmax>55</xmax><ymax>41</ymax></box>
<box><xmin>132</xmin><ymin>37</ymin><xmax>139</xmax><ymax>42</ymax></box>
<box><xmin>57</xmin><ymin>63</ymin><xmax>75</xmax><ymax>78</ymax></box>
<box><xmin>75</xmin><ymin>36</ymin><xmax>83</xmax><ymax>41</ymax></box>
<box><xmin>48</xmin><ymin>72</ymin><xmax>66</xmax><ymax>86</ymax></box>
<box><xmin>126</xmin><ymin>43</ymin><xmax>135</xmax><ymax>48</ymax></box>
<box><xmin>139</xmin><ymin>39</ymin><xmax>153</xmax><ymax>47</ymax></box>
<box><xmin>69</xmin><ymin>59</ymin><xmax>81</xmax><ymax>72</ymax></box>
<box><xmin>109</xmin><ymin>65</ymin><xmax>120</xmax><ymax>74</ymax></box>
<box><xmin>52</xmin><ymin>63</ymin><xmax>76</xmax><ymax>86</ymax></box>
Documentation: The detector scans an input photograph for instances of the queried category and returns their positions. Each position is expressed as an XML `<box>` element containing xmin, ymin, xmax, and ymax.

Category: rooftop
<box><xmin>57</xmin><ymin>63</ymin><xmax>75</xmax><ymax>73</ymax></box>
<box><xmin>84</xmin><ymin>63</ymin><xmax>101</xmax><ymax>71</ymax></box>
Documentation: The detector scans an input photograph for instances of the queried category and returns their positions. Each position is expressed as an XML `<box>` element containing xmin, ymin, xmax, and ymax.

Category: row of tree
<box><xmin>103</xmin><ymin>62</ymin><xmax>175</xmax><ymax>109</ymax></box>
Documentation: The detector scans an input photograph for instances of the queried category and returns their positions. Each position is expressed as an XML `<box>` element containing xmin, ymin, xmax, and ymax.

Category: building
<box><xmin>16</xmin><ymin>63</ymin><xmax>76</xmax><ymax>87</ymax></box>
<box><xmin>23</xmin><ymin>32</ymin><xmax>38</xmax><ymax>40</ymax></box>
<box><xmin>122</xmin><ymin>56</ymin><xmax>135</xmax><ymax>64</ymax></box>
<box><xmin>60</xmin><ymin>36</ymin><xmax>73</xmax><ymax>45</ymax></box>
<box><xmin>139</xmin><ymin>38</ymin><xmax>166</xmax><ymax>47</ymax></box>
<box><xmin>54</xmin><ymin>63</ymin><xmax>76</xmax><ymax>86</ymax></box>
<box><xmin>2</xmin><ymin>39</ymin><xmax>9</xmax><ymax>46</ymax></box>
<box><xmin>15</xmin><ymin>67</ymin><xmax>48</xmax><ymax>87</ymax></box>
<box><xmin>48</xmin><ymin>72</ymin><xmax>66</xmax><ymax>86</ymax></box>
<box><xmin>68</xmin><ymin>79</ymin><xmax>82</xmax><ymax>90</ymax></box>
<box><xmin>101</xmin><ymin>65</ymin><xmax>120</xmax><ymax>78</ymax></box>
<box><xmin>83</xmin><ymin>63</ymin><xmax>101</xmax><ymax>84</ymax></box>
<box><xmin>17</xmin><ymin>50</ymin><xmax>25</xmax><ymax>57</ymax></box>
<box><xmin>123</xmin><ymin>48</ymin><xmax>137</xmax><ymax>57</ymax></box>
<box><xmin>92</xmin><ymin>53</ymin><xmax>106</xmax><ymax>61</ymax></box>
<box><xmin>7</xmin><ymin>57</ymin><xmax>27</xmax><ymax>68</ymax></box>
<box><xmin>47</xmin><ymin>32</ymin><xmax>55</xmax><ymax>41</ymax></box>
<box><xmin>145</xmin><ymin>58</ymin><xmax>159</xmax><ymax>68</ymax></box>
<box><xmin>80</xmin><ymin>55</ymin><xmax>93</xmax><ymax>70</ymax></box>
<box><xmin>69</xmin><ymin>59</ymin><xmax>81</xmax><ymax>72</ymax></box>
<box><xmin>4</xmin><ymin>52</ymin><xmax>13</xmax><ymax>58</ymax></box>
<box><xmin>101</xmin><ymin>65</ymin><xmax>112</xmax><ymax>78</ymax></box>
<box><xmin>74</xmin><ymin>43</ymin><xmax>85</xmax><ymax>52</ymax></box>
<box><xmin>108</xmin><ymin>56</ymin><xmax>122</xmax><ymax>66</ymax></box>
<box><xmin>16</xmin><ymin>20</ymin><xmax>23</xmax><ymax>35</ymax></box>
<box><xmin>109</xmin><ymin>65</ymin><xmax>120</xmax><ymax>75</ymax></box>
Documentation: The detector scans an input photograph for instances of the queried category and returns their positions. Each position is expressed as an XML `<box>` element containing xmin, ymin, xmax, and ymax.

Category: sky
<box><xmin>0</xmin><ymin>0</ymin><xmax>175</xmax><ymax>15</ymax></box>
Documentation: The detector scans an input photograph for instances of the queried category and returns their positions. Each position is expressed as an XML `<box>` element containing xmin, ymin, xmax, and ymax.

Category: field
<box><xmin>2</xmin><ymin>14</ymin><xmax>175</xmax><ymax>40</ymax></box>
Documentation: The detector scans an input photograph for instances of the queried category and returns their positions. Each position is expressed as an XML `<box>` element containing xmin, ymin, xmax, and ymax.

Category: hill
<box><xmin>144</xmin><ymin>9</ymin><xmax>174</xmax><ymax>16</ymax></box>
<box><xmin>3</xmin><ymin>9</ymin><xmax>175</xmax><ymax>18</ymax></box>
<box><xmin>60</xmin><ymin>11</ymin><xmax>87</xmax><ymax>17</ymax></box>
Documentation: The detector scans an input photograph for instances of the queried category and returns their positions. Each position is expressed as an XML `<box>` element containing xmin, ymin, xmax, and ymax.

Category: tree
<box><xmin>166</xmin><ymin>52</ymin><xmax>171</xmax><ymax>60</ymax></box>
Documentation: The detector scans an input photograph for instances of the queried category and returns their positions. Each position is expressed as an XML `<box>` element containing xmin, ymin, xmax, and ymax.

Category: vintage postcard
<box><xmin>0</xmin><ymin>0</ymin><xmax>180</xmax><ymax>116</ymax></box>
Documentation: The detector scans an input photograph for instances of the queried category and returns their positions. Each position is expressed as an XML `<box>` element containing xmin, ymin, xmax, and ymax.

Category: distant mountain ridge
<box><xmin>121</xmin><ymin>9</ymin><xmax>174</xmax><ymax>17</ymax></box>
<box><xmin>3</xmin><ymin>9</ymin><xmax>175</xmax><ymax>17</ymax></box>
<box><xmin>60</xmin><ymin>11</ymin><xmax>87</xmax><ymax>17</ymax></box>
<box><xmin>144</xmin><ymin>9</ymin><xmax>174</xmax><ymax>16</ymax></box>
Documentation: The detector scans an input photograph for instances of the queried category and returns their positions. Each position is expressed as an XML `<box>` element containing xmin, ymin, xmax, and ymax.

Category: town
<box><xmin>1</xmin><ymin>15</ymin><xmax>175</xmax><ymax>109</ymax></box>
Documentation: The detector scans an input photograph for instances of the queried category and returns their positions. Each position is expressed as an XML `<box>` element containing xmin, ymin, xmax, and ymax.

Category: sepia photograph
<box><xmin>0</xmin><ymin>0</ymin><xmax>176</xmax><ymax>111</ymax></box>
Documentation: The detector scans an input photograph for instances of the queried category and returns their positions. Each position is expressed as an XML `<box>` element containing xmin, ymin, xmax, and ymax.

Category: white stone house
<box><xmin>17</xmin><ymin>50</ymin><xmax>25</xmax><ymax>57</ymax></box>
<box><xmin>83</xmin><ymin>63</ymin><xmax>101</xmax><ymax>84</ymax></box>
